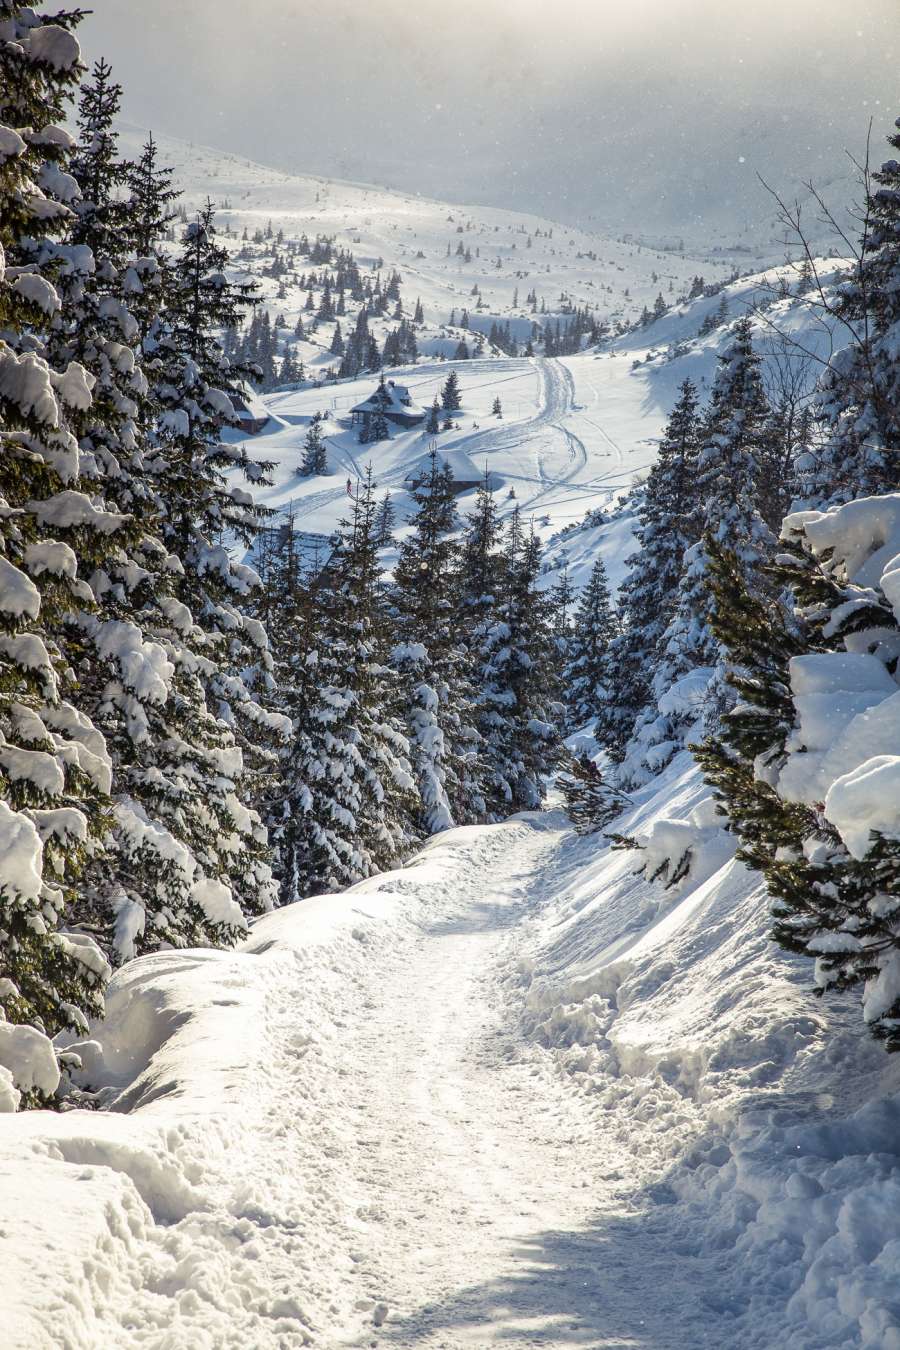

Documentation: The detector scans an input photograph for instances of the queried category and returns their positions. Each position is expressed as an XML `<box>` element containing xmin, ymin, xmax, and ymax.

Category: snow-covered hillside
<box><xmin>116</xmin><ymin>122</ymin><xmax>735</xmax><ymax>340</ymax></box>
<box><xmin>222</xmin><ymin>255</ymin><xmax>849</xmax><ymax>601</ymax></box>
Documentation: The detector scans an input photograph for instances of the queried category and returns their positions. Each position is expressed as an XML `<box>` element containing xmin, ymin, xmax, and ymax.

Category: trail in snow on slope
<box><xmin>326</xmin><ymin>816</ymin><xmax>716</xmax><ymax>1350</ymax></box>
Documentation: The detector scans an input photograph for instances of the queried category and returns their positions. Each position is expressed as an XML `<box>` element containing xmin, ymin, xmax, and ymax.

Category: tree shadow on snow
<box><xmin>417</xmin><ymin>901</ymin><xmax>523</xmax><ymax>938</ymax></box>
<box><xmin>379</xmin><ymin>1191</ymin><xmax>744</xmax><ymax>1349</ymax></box>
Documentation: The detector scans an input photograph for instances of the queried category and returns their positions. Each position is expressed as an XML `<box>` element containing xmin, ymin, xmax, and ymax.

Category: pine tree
<box><xmin>261</xmin><ymin>520</ymin><xmax>377</xmax><ymax>901</ymax></box>
<box><xmin>559</xmin><ymin>752</ymin><xmax>629</xmax><ymax>834</ymax></box>
<box><xmin>441</xmin><ymin>369</ymin><xmax>462</xmax><ymax>412</ymax></box>
<box><xmin>374</xmin><ymin>491</ymin><xmax>396</xmax><ymax>547</ymax></box>
<box><xmin>426</xmin><ymin>396</ymin><xmax>441</xmax><ymax>435</ymax></box>
<box><xmin>0</xmin><ymin>1</ymin><xmax>115</xmax><ymax>1100</ymax></box>
<box><xmin>695</xmin><ymin>119</ymin><xmax>900</xmax><ymax>1050</ymax></box>
<box><xmin>126</xmin><ymin>133</ymin><xmax>179</xmax><ymax>264</ymax></box>
<box><xmin>492</xmin><ymin>396</ymin><xmax>503</xmax><ymax>417</ymax></box>
<box><xmin>42</xmin><ymin>59</ymin><xmax>251</xmax><ymax>965</ymax></box>
<box><xmin>145</xmin><ymin>203</ymin><xmax>285</xmax><ymax>932</ymax></box>
<box><xmin>368</xmin><ymin>406</ymin><xmax>390</xmax><ymax>442</ymax></box>
<box><xmin>802</xmin><ymin>122</ymin><xmax>900</xmax><ymax>503</ymax></box>
<box><xmin>474</xmin><ymin>510</ymin><xmax>560</xmax><ymax>814</ymax></box>
<box><xmin>601</xmin><ymin>378</ymin><xmax>702</xmax><ymax>753</ymax></box>
<box><xmin>392</xmin><ymin>449</ymin><xmax>482</xmax><ymax>832</ymax></box>
<box><xmin>618</xmin><ymin>321</ymin><xmax>774</xmax><ymax>784</ymax></box>
<box><xmin>308</xmin><ymin>470</ymin><xmax>416</xmax><ymax>877</ymax></box>
<box><xmin>300</xmin><ymin>414</ymin><xmax>328</xmax><ymax>476</ymax></box>
<box><xmin>564</xmin><ymin>556</ymin><xmax>618</xmax><ymax>731</ymax></box>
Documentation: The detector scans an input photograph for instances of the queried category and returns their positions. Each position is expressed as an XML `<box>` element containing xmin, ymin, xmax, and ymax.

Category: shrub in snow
<box><xmin>635</xmin><ymin>794</ymin><xmax>736</xmax><ymax>892</ymax></box>
<box><xmin>558</xmin><ymin>751</ymin><xmax>629</xmax><ymax>834</ymax></box>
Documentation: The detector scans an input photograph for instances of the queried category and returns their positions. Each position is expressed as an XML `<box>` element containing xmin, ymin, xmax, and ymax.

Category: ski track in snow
<box><xmin>284</xmin><ymin>356</ymin><xmax>593</xmax><ymax>529</ymax></box>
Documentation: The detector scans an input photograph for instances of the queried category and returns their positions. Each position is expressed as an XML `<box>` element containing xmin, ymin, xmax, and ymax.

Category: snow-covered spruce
<box><xmin>797</xmin><ymin>118</ymin><xmax>900</xmax><ymax>506</ymax></box>
<box><xmin>391</xmin><ymin>446</ymin><xmax>482</xmax><ymax>834</ymax></box>
<box><xmin>0</xmin><ymin>2</ymin><xmax>111</xmax><ymax>1105</ymax></box>
<box><xmin>618</xmin><ymin>318</ymin><xmax>776</xmax><ymax>786</ymax></box>
<box><xmin>469</xmin><ymin>505</ymin><xmax>561</xmax><ymax>815</ymax></box>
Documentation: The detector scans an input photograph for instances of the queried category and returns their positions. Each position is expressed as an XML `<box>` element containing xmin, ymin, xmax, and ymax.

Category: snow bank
<box><xmin>516</xmin><ymin>755</ymin><xmax>900</xmax><ymax>1349</ymax></box>
<box><xmin>772</xmin><ymin>496</ymin><xmax>900</xmax><ymax>858</ymax></box>
<box><xmin>0</xmin><ymin>827</ymin><xmax>491</xmax><ymax>1347</ymax></box>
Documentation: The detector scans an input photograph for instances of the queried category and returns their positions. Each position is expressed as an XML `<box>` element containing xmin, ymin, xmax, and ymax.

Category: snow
<box><xmin>23</xmin><ymin>539</ymin><xmax>78</xmax><ymax>579</ymax></box>
<box><xmin>0</xmin><ymin>745</ymin><xmax>65</xmax><ymax>796</ymax></box>
<box><xmin>769</xmin><ymin>498</ymin><xmax>900</xmax><ymax>857</ymax></box>
<box><xmin>9</xmin><ymin>273</ymin><xmax>59</xmax><ymax>315</ymax></box>
<box><xmin>0</xmin><ymin>1024</ymin><xmax>59</xmax><ymax>1102</ymax></box>
<box><xmin>0</xmin><ymin>800</ymin><xmax>43</xmax><ymax>902</ymax></box>
<box><xmin>28</xmin><ymin>490</ymin><xmax>127</xmax><ymax>534</ymax></box>
<box><xmin>825</xmin><ymin>756</ymin><xmax>900</xmax><ymax>859</ymax></box>
<box><xmin>27</xmin><ymin>23</ymin><xmax>81</xmax><ymax>72</ymax></box>
<box><xmin>1</xmin><ymin>132</ymin><xmax>887</xmax><ymax>1348</ymax></box>
<box><xmin>0</xmin><ymin>126</ymin><xmax>26</xmax><ymax>161</ymax></box>
<box><xmin>90</xmin><ymin>619</ymin><xmax>174</xmax><ymax>706</ymax></box>
<box><xmin>0</xmin><ymin>557</ymin><xmax>40</xmax><ymax>619</ymax></box>
<box><xmin>49</xmin><ymin>359</ymin><xmax>95</xmax><ymax>410</ymax></box>
<box><xmin>0</xmin><ymin>348</ymin><xmax>59</xmax><ymax>426</ymax></box>
<box><xmin>190</xmin><ymin>877</ymin><xmax>247</xmax><ymax>932</ymax></box>
<box><xmin>0</xmin><ymin>758</ymin><xmax>898</xmax><ymax>1346</ymax></box>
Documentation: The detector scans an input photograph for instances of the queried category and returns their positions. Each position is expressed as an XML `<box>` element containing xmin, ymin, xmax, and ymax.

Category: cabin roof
<box><xmin>351</xmin><ymin>378</ymin><xmax>425</xmax><ymax>418</ymax></box>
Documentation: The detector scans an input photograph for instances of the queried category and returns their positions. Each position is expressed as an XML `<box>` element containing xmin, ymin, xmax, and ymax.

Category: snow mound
<box><xmin>518</xmin><ymin>755</ymin><xmax>900</xmax><ymax>1349</ymax></box>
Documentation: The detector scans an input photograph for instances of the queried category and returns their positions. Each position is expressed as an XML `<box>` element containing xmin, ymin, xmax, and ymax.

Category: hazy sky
<box><xmin>79</xmin><ymin>0</ymin><xmax>898</xmax><ymax>242</ymax></box>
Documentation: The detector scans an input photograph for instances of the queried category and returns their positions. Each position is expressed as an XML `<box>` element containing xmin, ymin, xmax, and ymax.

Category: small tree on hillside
<box><xmin>441</xmin><ymin>369</ymin><xmax>462</xmax><ymax>412</ymax></box>
<box><xmin>300</xmin><ymin>414</ymin><xmax>328</xmax><ymax>476</ymax></box>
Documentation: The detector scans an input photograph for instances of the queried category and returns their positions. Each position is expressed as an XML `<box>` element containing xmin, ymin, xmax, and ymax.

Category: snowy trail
<box><xmin>320</xmin><ymin>816</ymin><xmax>715</xmax><ymax>1349</ymax></box>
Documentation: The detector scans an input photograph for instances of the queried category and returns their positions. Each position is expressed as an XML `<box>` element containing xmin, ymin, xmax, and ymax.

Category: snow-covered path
<box><xmin>323</xmin><ymin>816</ymin><xmax>712</xmax><ymax>1349</ymax></box>
<box><xmin>7</xmin><ymin>792</ymin><xmax>898</xmax><ymax>1348</ymax></box>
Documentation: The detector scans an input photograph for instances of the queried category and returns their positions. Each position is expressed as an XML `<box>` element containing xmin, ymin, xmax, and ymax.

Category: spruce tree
<box><xmin>475</xmin><ymin>510</ymin><xmax>560</xmax><ymax>814</ymax></box>
<box><xmin>426</xmin><ymin>397</ymin><xmax>441</xmax><ymax>435</ymax></box>
<box><xmin>441</xmin><ymin>368</ymin><xmax>462</xmax><ymax>412</ymax></box>
<box><xmin>599</xmin><ymin>379</ymin><xmax>702</xmax><ymax>754</ymax></box>
<box><xmin>618</xmin><ymin>321</ymin><xmax>774</xmax><ymax>784</ymax></box>
<box><xmin>802</xmin><ymin>120</ymin><xmax>900</xmax><ymax>503</ymax></box>
<box><xmin>374</xmin><ymin>491</ymin><xmax>396</xmax><ymax>547</ymax></box>
<box><xmin>300</xmin><ymin>414</ymin><xmax>328</xmax><ymax>476</ymax></box>
<box><xmin>261</xmin><ymin>521</ymin><xmax>374</xmax><ymax>901</ymax></box>
<box><xmin>144</xmin><ymin>203</ymin><xmax>285</xmax><ymax>931</ymax></box>
<box><xmin>312</xmin><ymin>470</ymin><xmax>416</xmax><ymax>875</ymax></box>
<box><xmin>559</xmin><ymin>751</ymin><xmax>630</xmax><ymax>834</ymax></box>
<box><xmin>126</xmin><ymin>132</ymin><xmax>178</xmax><ymax>265</ymax></box>
<box><xmin>0</xmin><ymin>1</ymin><xmax>115</xmax><ymax>1097</ymax></box>
<box><xmin>369</xmin><ymin>406</ymin><xmax>390</xmax><ymax>442</ymax></box>
<box><xmin>564</xmin><ymin>556</ymin><xmax>618</xmax><ymax>731</ymax></box>
<box><xmin>695</xmin><ymin>120</ymin><xmax>900</xmax><ymax>1049</ymax></box>
<box><xmin>392</xmin><ymin>449</ymin><xmax>482</xmax><ymax>832</ymax></box>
